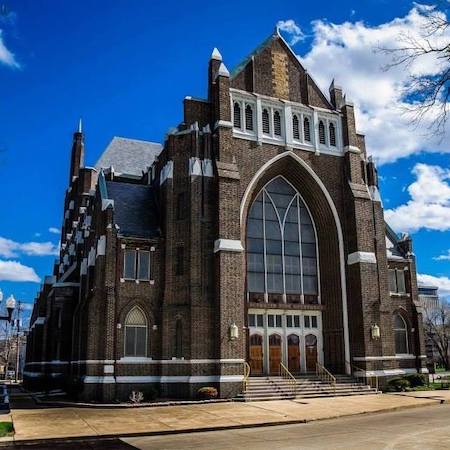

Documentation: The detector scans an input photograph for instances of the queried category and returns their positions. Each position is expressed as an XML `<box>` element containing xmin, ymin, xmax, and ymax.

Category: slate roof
<box><xmin>96</xmin><ymin>137</ymin><xmax>162</xmax><ymax>177</ymax></box>
<box><xmin>106</xmin><ymin>180</ymin><xmax>160</xmax><ymax>239</ymax></box>
<box><xmin>385</xmin><ymin>222</ymin><xmax>405</xmax><ymax>260</ymax></box>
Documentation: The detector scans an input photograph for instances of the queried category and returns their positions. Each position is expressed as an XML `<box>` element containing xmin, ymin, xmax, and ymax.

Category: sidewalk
<box><xmin>8</xmin><ymin>390</ymin><xmax>450</xmax><ymax>444</ymax></box>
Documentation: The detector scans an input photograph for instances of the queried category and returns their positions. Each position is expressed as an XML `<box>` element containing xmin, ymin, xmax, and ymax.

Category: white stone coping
<box><xmin>347</xmin><ymin>251</ymin><xmax>377</xmax><ymax>265</ymax></box>
<box><xmin>214</xmin><ymin>239</ymin><xmax>244</xmax><ymax>253</ymax></box>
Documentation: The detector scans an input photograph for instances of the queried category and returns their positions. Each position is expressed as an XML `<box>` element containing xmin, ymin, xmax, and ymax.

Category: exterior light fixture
<box><xmin>229</xmin><ymin>323</ymin><xmax>239</xmax><ymax>341</ymax></box>
<box><xmin>371</xmin><ymin>324</ymin><xmax>380</xmax><ymax>340</ymax></box>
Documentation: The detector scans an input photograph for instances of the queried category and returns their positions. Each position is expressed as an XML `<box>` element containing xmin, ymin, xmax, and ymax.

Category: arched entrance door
<box><xmin>287</xmin><ymin>334</ymin><xmax>301</xmax><ymax>374</ymax></box>
<box><xmin>269</xmin><ymin>334</ymin><xmax>282</xmax><ymax>375</ymax></box>
<box><xmin>249</xmin><ymin>334</ymin><xmax>263</xmax><ymax>375</ymax></box>
<box><xmin>305</xmin><ymin>334</ymin><xmax>318</xmax><ymax>372</ymax></box>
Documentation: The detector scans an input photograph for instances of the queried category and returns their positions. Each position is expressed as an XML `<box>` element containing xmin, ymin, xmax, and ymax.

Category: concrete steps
<box><xmin>234</xmin><ymin>375</ymin><xmax>379</xmax><ymax>402</ymax></box>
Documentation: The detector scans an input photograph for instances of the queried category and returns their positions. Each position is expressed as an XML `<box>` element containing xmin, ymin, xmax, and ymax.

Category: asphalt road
<box><xmin>7</xmin><ymin>403</ymin><xmax>450</xmax><ymax>449</ymax></box>
<box><xmin>124</xmin><ymin>403</ymin><xmax>450</xmax><ymax>450</ymax></box>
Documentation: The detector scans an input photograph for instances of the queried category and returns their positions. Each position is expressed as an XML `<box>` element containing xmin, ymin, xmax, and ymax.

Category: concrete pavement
<box><xmin>8</xmin><ymin>391</ymin><xmax>450</xmax><ymax>443</ymax></box>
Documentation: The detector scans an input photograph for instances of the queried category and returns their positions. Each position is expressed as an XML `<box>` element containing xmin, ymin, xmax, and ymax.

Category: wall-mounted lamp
<box><xmin>371</xmin><ymin>324</ymin><xmax>380</xmax><ymax>340</ymax></box>
<box><xmin>229</xmin><ymin>323</ymin><xmax>239</xmax><ymax>341</ymax></box>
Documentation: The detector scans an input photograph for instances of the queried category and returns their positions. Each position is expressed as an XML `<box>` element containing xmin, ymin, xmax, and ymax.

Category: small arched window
<box><xmin>304</xmin><ymin>117</ymin><xmax>311</xmax><ymax>142</ymax></box>
<box><xmin>245</xmin><ymin>104</ymin><xmax>254</xmax><ymax>131</ymax></box>
<box><xmin>329</xmin><ymin>123</ymin><xmax>336</xmax><ymax>147</ymax></box>
<box><xmin>233</xmin><ymin>102</ymin><xmax>241</xmax><ymax>129</ymax></box>
<box><xmin>262</xmin><ymin>109</ymin><xmax>270</xmax><ymax>134</ymax></box>
<box><xmin>394</xmin><ymin>314</ymin><xmax>408</xmax><ymax>354</ymax></box>
<box><xmin>124</xmin><ymin>307</ymin><xmax>147</xmax><ymax>357</ymax></box>
<box><xmin>274</xmin><ymin>111</ymin><xmax>282</xmax><ymax>136</ymax></box>
<box><xmin>175</xmin><ymin>319</ymin><xmax>183</xmax><ymax>358</ymax></box>
<box><xmin>292</xmin><ymin>114</ymin><xmax>300</xmax><ymax>140</ymax></box>
<box><xmin>319</xmin><ymin>120</ymin><xmax>326</xmax><ymax>144</ymax></box>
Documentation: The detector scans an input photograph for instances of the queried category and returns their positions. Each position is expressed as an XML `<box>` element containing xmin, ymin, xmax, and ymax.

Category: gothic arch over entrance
<box><xmin>241</xmin><ymin>151</ymin><xmax>350</xmax><ymax>375</ymax></box>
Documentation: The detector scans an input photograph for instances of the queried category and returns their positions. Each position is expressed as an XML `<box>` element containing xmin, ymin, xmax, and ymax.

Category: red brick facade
<box><xmin>25</xmin><ymin>31</ymin><xmax>426</xmax><ymax>402</ymax></box>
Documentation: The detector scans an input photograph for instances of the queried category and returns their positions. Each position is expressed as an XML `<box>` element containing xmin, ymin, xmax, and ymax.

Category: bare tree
<box><xmin>424</xmin><ymin>300</ymin><xmax>450</xmax><ymax>370</ymax></box>
<box><xmin>380</xmin><ymin>4</ymin><xmax>450</xmax><ymax>136</ymax></box>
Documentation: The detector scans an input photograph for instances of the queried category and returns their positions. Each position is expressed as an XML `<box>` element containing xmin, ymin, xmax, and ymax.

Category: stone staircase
<box><xmin>234</xmin><ymin>374</ymin><xmax>379</xmax><ymax>402</ymax></box>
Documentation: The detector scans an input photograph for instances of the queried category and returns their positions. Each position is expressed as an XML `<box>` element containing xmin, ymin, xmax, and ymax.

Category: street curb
<box><xmin>3</xmin><ymin>398</ymin><xmax>442</xmax><ymax>447</ymax></box>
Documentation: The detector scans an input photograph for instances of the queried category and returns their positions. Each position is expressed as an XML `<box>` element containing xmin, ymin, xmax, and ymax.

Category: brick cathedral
<box><xmin>25</xmin><ymin>31</ymin><xmax>427</xmax><ymax>401</ymax></box>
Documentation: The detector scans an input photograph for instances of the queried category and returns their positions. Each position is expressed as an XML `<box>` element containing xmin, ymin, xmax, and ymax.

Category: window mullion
<box><xmin>297</xmin><ymin>196</ymin><xmax>304</xmax><ymax>302</ymax></box>
<box><xmin>270</xmin><ymin>107</ymin><xmax>274</xmax><ymax>138</ymax></box>
<box><xmin>263</xmin><ymin>191</ymin><xmax>268</xmax><ymax>300</ymax></box>
<box><xmin>135</xmin><ymin>251</ymin><xmax>139</xmax><ymax>279</ymax></box>
<box><xmin>281</xmin><ymin>204</ymin><xmax>286</xmax><ymax>302</ymax></box>
<box><xmin>395</xmin><ymin>269</ymin><xmax>398</xmax><ymax>293</ymax></box>
<box><xmin>300</xmin><ymin>113</ymin><xmax>304</xmax><ymax>143</ymax></box>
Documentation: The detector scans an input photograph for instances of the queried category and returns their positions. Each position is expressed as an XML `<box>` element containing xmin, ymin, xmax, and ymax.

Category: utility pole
<box><xmin>14</xmin><ymin>301</ymin><xmax>21</xmax><ymax>384</ymax></box>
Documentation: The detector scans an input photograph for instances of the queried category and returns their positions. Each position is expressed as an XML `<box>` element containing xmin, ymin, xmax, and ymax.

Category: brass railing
<box><xmin>280</xmin><ymin>362</ymin><xmax>297</xmax><ymax>397</ymax></box>
<box><xmin>243</xmin><ymin>361</ymin><xmax>251</xmax><ymax>392</ymax></box>
<box><xmin>347</xmin><ymin>361</ymin><xmax>379</xmax><ymax>392</ymax></box>
<box><xmin>316</xmin><ymin>361</ymin><xmax>336</xmax><ymax>395</ymax></box>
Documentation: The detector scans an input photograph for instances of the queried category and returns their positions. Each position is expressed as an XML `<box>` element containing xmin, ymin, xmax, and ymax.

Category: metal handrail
<box><xmin>280</xmin><ymin>362</ymin><xmax>297</xmax><ymax>397</ymax></box>
<box><xmin>316</xmin><ymin>361</ymin><xmax>336</xmax><ymax>395</ymax></box>
<box><xmin>243</xmin><ymin>361</ymin><xmax>251</xmax><ymax>392</ymax></box>
<box><xmin>346</xmin><ymin>360</ymin><xmax>379</xmax><ymax>392</ymax></box>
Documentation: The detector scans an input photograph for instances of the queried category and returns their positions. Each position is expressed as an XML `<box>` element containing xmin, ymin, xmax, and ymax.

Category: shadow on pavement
<box><xmin>2</xmin><ymin>439</ymin><xmax>137</xmax><ymax>449</ymax></box>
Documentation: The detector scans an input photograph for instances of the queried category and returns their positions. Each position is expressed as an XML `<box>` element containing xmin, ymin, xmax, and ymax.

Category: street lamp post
<box><xmin>0</xmin><ymin>292</ymin><xmax>16</xmax><ymax>323</ymax></box>
<box><xmin>0</xmin><ymin>291</ymin><xmax>16</xmax><ymax>381</ymax></box>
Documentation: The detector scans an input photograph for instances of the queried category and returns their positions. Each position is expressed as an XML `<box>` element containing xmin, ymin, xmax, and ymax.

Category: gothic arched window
<box><xmin>394</xmin><ymin>314</ymin><xmax>408</xmax><ymax>354</ymax></box>
<box><xmin>304</xmin><ymin>117</ymin><xmax>311</xmax><ymax>142</ymax></box>
<box><xmin>329</xmin><ymin>122</ymin><xmax>336</xmax><ymax>147</ymax></box>
<box><xmin>233</xmin><ymin>102</ymin><xmax>242</xmax><ymax>129</ymax></box>
<box><xmin>319</xmin><ymin>120</ymin><xmax>326</xmax><ymax>144</ymax></box>
<box><xmin>124</xmin><ymin>307</ymin><xmax>147</xmax><ymax>357</ymax></box>
<box><xmin>292</xmin><ymin>114</ymin><xmax>300</xmax><ymax>140</ymax></box>
<box><xmin>262</xmin><ymin>109</ymin><xmax>270</xmax><ymax>134</ymax></box>
<box><xmin>246</xmin><ymin>177</ymin><xmax>318</xmax><ymax>299</ymax></box>
<box><xmin>245</xmin><ymin>104</ymin><xmax>254</xmax><ymax>131</ymax></box>
<box><xmin>274</xmin><ymin>111</ymin><xmax>282</xmax><ymax>136</ymax></box>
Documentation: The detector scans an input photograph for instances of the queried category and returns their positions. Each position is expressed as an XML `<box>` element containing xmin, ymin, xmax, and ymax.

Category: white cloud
<box><xmin>299</xmin><ymin>5</ymin><xmax>450</xmax><ymax>164</ymax></box>
<box><xmin>277</xmin><ymin>20</ymin><xmax>305</xmax><ymax>45</ymax></box>
<box><xmin>385</xmin><ymin>163</ymin><xmax>450</xmax><ymax>233</ymax></box>
<box><xmin>0</xmin><ymin>29</ymin><xmax>19</xmax><ymax>68</ymax></box>
<box><xmin>48</xmin><ymin>227</ymin><xmax>60</xmax><ymax>234</ymax></box>
<box><xmin>434</xmin><ymin>249</ymin><xmax>450</xmax><ymax>261</ymax></box>
<box><xmin>0</xmin><ymin>236</ymin><xmax>59</xmax><ymax>258</ymax></box>
<box><xmin>417</xmin><ymin>273</ymin><xmax>450</xmax><ymax>299</ymax></box>
<box><xmin>0</xmin><ymin>260</ymin><xmax>40</xmax><ymax>282</ymax></box>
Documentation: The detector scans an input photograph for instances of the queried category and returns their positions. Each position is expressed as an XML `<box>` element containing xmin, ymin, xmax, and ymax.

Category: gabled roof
<box><xmin>230</xmin><ymin>29</ymin><xmax>333</xmax><ymax>110</ymax></box>
<box><xmin>96</xmin><ymin>137</ymin><xmax>162</xmax><ymax>177</ymax></box>
<box><xmin>106</xmin><ymin>180</ymin><xmax>160</xmax><ymax>239</ymax></box>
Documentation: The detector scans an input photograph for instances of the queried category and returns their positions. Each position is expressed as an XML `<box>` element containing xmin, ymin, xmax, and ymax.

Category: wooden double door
<box><xmin>249</xmin><ymin>333</ymin><xmax>318</xmax><ymax>375</ymax></box>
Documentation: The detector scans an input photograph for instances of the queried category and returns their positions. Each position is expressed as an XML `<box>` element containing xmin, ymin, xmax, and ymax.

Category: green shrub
<box><xmin>405</xmin><ymin>374</ymin><xmax>427</xmax><ymax>387</ymax></box>
<box><xmin>197</xmin><ymin>386</ymin><xmax>218</xmax><ymax>400</ymax></box>
<box><xmin>0</xmin><ymin>422</ymin><xmax>13</xmax><ymax>437</ymax></box>
<box><xmin>387</xmin><ymin>377</ymin><xmax>410</xmax><ymax>392</ymax></box>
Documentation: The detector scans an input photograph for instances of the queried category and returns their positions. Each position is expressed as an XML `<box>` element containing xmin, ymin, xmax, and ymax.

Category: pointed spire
<box><xmin>78</xmin><ymin>117</ymin><xmax>82</xmax><ymax>133</ymax></box>
<box><xmin>329</xmin><ymin>78</ymin><xmax>342</xmax><ymax>91</ymax></box>
<box><xmin>211</xmin><ymin>47</ymin><xmax>222</xmax><ymax>61</ymax></box>
<box><xmin>216</xmin><ymin>62</ymin><xmax>230</xmax><ymax>78</ymax></box>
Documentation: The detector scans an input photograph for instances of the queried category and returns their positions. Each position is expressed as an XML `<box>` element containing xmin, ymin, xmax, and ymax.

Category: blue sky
<box><xmin>0</xmin><ymin>0</ymin><xmax>449</xmax><ymax>322</ymax></box>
